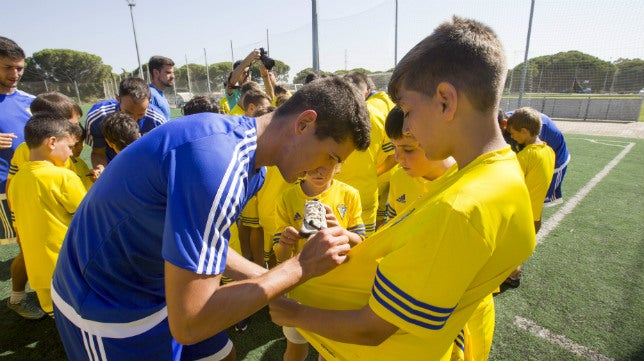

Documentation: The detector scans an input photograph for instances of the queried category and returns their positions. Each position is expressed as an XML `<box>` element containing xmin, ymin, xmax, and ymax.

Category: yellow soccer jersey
<box><xmin>517</xmin><ymin>142</ymin><xmax>555</xmax><ymax>221</ymax></box>
<box><xmin>292</xmin><ymin>147</ymin><xmax>536</xmax><ymax>361</ymax></box>
<box><xmin>334</xmin><ymin>106</ymin><xmax>389</xmax><ymax>235</ymax></box>
<box><xmin>8</xmin><ymin>142</ymin><xmax>74</xmax><ymax>181</ymax></box>
<box><xmin>386</xmin><ymin>165</ymin><xmax>458</xmax><ymax>221</ymax></box>
<box><xmin>386</xmin><ymin>166</ymin><xmax>430</xmax><ymax>221</ymax></box>
<box><xmin>219</xmin><ymin>97</ymin><xmax>230</xmax><ymax>115</ymax></box>
<box><xmin>241</xmin><ymin>166</ymin><xmax>292</xmax><ymax>261</ymax></box>
<box><xmin>8</xmin><ymin>161</ymin><xmax>86</xmax><ymax>313</ymax></box>
<box><xmin>70</xmin><ymin>156</ymin><xmax>94</xmax><ymax>190</ymax></box>
<box><xmin>274</xmin><ymin>179</ymin><xmax>364</xmax><ymax>260</ymax></box>
<box><xmin>229</xmin><ymin>103</ymin><xmax>245</xmax><ymax>116</ymax></box>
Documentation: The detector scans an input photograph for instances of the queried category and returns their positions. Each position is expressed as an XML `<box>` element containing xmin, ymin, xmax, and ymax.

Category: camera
<box><xmin>259</xmin><ymin>47</ymin><xmax>275</xmax><ymax>70</ymax></box>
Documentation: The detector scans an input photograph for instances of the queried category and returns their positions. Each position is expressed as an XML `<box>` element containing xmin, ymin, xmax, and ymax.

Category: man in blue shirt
<box><xmin>0</xmin><ymin>36</ymin><xmax>45</xmax><ymax>320</ymax></box>
<box><xmin>149</xmin><ymin>55</ymin><xmax>175</xmax><ymax>121</ymax></box>
<box><xmin>52</xmin><ymin>76</ymin><xmax>372</xmax><ymax>360</ymax></box>
<box><xmin>86</xmin><ymin>77</ymin><xmax>166</xmax><ymax>167</ymax></box>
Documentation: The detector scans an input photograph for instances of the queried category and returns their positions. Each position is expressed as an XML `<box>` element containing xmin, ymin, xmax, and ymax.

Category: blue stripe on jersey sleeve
<box><xmin>371</xmin><ymin>267</ymin><xmax>456</xmax><ymax>330</ymax></box>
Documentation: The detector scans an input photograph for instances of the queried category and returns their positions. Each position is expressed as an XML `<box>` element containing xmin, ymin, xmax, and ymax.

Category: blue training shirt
<box><xmin>0</xmin><ymin>89</ymin><xmax>34</xmax><ymax>191</ymax></box>
<box><xmin>85</xmin><ymin>99</ymin><xmax>167</xmax><ymax>163</ymax></box>
<box><xmin>53</xmin><ymin>113</ymin><xmax>265</xmax><ymax>325</ymax></box>
<box><xmin>149</xmin><ymin>84</ymin><xmax>171</xmax><ymax>121</ymax></box>
<box><xmin>539</xmin><ymin>113</ymin><xmax>570</xmax><ymax>169</ymax></box>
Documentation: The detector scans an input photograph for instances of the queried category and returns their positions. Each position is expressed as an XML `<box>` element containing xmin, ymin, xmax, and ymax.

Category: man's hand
<box><xmin>0</xmin><ymin>133</ymin><xmax>17</xmax><ymax>149</ymax></box>
<box><xmin>296</xmin><ymin>226</ymin><xmax>350</xmax><ymax>279</ymax></box>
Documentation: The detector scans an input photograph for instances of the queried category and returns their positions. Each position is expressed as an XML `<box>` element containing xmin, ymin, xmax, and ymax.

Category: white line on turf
<box><xmin>537</xmin><ymin>142</ymin><xmax>635</xmax><ymax>244</ymax></box>
<box><xmin>515</xmin><ymin>316</ymin><xmax>614</xmax><ymax>361</ymax></box>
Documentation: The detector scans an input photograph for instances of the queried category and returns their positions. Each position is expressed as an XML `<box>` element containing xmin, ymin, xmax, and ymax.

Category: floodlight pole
<box><xmin>312</xmin><ymin>0</ymin><xmax>320</xmax><ymax>72</ymax></box>
<box><xmin>126</xmin><ymin>0</ymin><xmax>144</xmax><ymax>80</ymax></box>
<box><xmin>394</xmin><ymin>0</ymin><xmax>398</xmax><ymax>66</ymax></box>
<box><xmin>518</xmin><ymin>0</ymin><xmax>535</xmax><ymax>107</ymax></box>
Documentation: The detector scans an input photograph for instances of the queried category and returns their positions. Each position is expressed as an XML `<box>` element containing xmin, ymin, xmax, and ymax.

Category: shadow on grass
<box><xmin>0</xmin><ymin>259</ymin><xmax>12</xmax><ymax>283</ymax></box>
<box><xmin>0</xmin><ymin>294</ymin><xmax>66</xmax><ymax>360</ymax></box>
<box><xmin>229</xmin><ymin>307</ymin><xmax>319</xmax><ymax>361</ymax></box>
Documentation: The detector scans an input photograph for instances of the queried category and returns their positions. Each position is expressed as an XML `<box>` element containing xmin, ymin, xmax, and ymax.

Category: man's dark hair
<box><xmin>275</xmin><ymin>76</ymin><xmax>370</xmax><ymax>151</ymax></box>
<box><xmin>304</xmin><ymin>72</ymin><xmax>320</xmax><ymax>84</ymax></box>
<box><xmin>384</xmin><ymin>106</ymin><xmax>406</xmax><ymax>140</ymax></box>
<box><xmin>388</xmin><ymin>16</ymin><xmax>506</xmax><ymax>113</ymax></box>
<box><xmin>30</xmin><ymin>91</ymin><xmax>83</xmax><ymax>120</ymax></box>
<box><xmin>24</xmin><ymin>113</ymin><xmax>78</xmax><ymax>149</ymax></box>
<box><xmin>183</xmin><ymin>96</ymin><xmax>219</xmax><ymax>115</ymax></box>
<box><xmin>119</xmin><ymin>77</ymin><xmax>151</xmax><ymax>102</ymax></box>
<box><xmin>343</xmin><ymin>71</ymin><xmax>371</xmax><ymax>95</ymax></box>
<box><xmin>242</xmin><ymin>89</ymin><xmax>271</xmax><ymax>110</ymax></box>
<box><xmin>252</xmin><ymin>106</ymin><xmax>275</xmax><ymax>117</ymax></box>
<box><xmin>148</xmin><ymin>56</ymin><xmax>175</xmax><ymax>72</ymax></box>
<box><xmin>100</xmin><ymin>112</ymin><xmax>140</xmax><ymax>152</ymax></box>
<box><xmin>0</xmin><ymin>37</ymin><xmax>25</xmax><ymax>60</ymax></box>
<box><xmin>274</xmin><ymin>84</ymin><xmax>289</xmax><ymax>96</ymax></box>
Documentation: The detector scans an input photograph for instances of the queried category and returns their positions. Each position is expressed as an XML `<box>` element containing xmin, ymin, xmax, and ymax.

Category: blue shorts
<box><xmin>545</xmin><ymin>163</ymin><xmax>568</xmax><ymax>204</ymax></box>
<box><xmin>53</xmin><ymin>303</ymin><xmax>232</xmax><ymax>361</ymax></box>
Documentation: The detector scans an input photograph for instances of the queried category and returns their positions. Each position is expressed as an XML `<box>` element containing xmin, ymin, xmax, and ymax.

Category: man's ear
<box><xmin>46</xmin><ymin>136</ymin><xmax>57</xmax><ymax>150</ymax></box>
<box><xmin>295</xmin><ymin>110</ymin><xmax>318</xmax><ymax>134</ymax></box>
<box><xmin>435</xmin><ymin>82</ymin><xmax>458</xmax><ymax>120</ymax></box>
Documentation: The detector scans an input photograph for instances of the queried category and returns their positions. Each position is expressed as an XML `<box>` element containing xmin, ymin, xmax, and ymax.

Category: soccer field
<box><xmin>0</xmin><ymin>133</ymin><xmax>642</xmax><ymax>360</ymax></box>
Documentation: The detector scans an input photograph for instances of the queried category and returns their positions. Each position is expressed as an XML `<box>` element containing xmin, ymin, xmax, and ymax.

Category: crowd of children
<box><xmin>1</xmin><ymin>15</ymin><xmax>570</xmax><ymax>360</ymax></box>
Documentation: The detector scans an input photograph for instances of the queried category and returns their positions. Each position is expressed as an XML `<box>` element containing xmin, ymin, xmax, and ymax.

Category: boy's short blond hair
<box><xmin>388</xmin><ymin>16</ymin><xmax>506</xmax><ymax>113</ymax></box>
<box><xmin>507</xmin><ymin>107</ymin><xmax>542</xmax><ymax>136</ymax></box>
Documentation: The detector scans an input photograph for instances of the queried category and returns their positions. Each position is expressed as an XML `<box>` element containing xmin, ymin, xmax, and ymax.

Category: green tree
<box><xmin>508</xmin><ymin>51</ymin><xmax>614</xmax><ymax>94</ymax></box>
<box><xmin>292</xmin><ymin>68</ymin><xmax>333</xmax><ymax>85</ymax></box>
<box><xmin>23</xmin><ymin>49</ymin><xmax>112</xmax><ymax>102</ymax></box>
<box><xmin>613</xmin><ymin>58</ymin><xmax>644</xmax><ymax>93</ymax></box>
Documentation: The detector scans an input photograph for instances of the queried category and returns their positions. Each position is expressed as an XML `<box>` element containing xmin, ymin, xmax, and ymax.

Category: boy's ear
<box><xmin>294</xmin><ymin>110</ymin><xmax>318</xmax><ymax>134</ymax></box>
<box><xmin>45</xmin><ymin>136</ymin><xmax>57</xmax><ymax>149</ymax></box>
<box><xmin>435</xmin><ymin>82</ymin><xmax>457</xmax><ymax>120</ymax></box>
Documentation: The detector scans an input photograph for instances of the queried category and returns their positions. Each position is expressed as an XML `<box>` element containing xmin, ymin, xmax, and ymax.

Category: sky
<box><xmin>2</xmin><ymin>0</ymin><xmax>642</xmax><ymax>82</ymax></box>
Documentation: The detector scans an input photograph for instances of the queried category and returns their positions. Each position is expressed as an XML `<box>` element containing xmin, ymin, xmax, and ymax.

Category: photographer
<box><xmin>226</xmin><ymin>49</ymin><xmax>275</xmax><ymax>109</ymax></box>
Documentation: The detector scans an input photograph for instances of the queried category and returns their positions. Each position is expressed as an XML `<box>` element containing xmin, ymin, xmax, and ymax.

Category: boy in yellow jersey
<box><xmin>504</xmin><ymin>107</ymin><xmax>555</xmax><ymax>287</ymax></box>
<box><xmin>384</xmin><ymin>106</ymin><xmax>456</xmax><ymax>222</ymax></box>
<box><xmin>8</xmin><ymin>114</ymin><xmax>86</xmax><ymax>316</ymax></box>
<box><xmin>386</xmin><ymin>106</ymin><xmax>490</xmax><ymax>361</ymax></box>
<box><xmin>269</xmin><ymin>17</ymin><xmax>536</xmax><ymax>361</ymax></box>
<box><xmin>274</xmin><ymin>162</ymin><xmax>364</xmax><ymax>361</ymax></box>
<box><xmin>69</xmin><ymin>125</ymin><xmax>97</xmax><ymax>191</ymax></box>
<box><xmin>343</xmin><ymin>72</ymin><xmax>397</xmax><ymax>231</ymax></box>
<box><xmin>6</xmin><ymin>91</ymin><xmax>97</xmax><ymax>320</ymax></box>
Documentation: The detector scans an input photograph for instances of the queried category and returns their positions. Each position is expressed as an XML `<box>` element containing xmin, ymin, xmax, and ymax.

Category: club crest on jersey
<box><xmin>293</xmin><ymin>212</ymin><xmax>302</xmax><ymax>221</ymax></box>
<box><xmin>336</xmin><ymin>204</ymin><xmax>347</xmax><ymax>219</ymax></box>
<box><xmin>396</xmin><ymin>194</ymin><xmax>406</xmax><ymax>203</ymax></box>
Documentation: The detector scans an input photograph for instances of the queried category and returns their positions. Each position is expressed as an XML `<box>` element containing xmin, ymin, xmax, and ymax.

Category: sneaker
<box><xmin>503</xmin><ymin>277</ymin><xmax>521</xmax><ymax>288</ymax></box>
<box><xmin>7</xmin><ymin>299</ymin><xmax>46</xmax><ymax>320</ymax></box>
<box><xmin>543</xmin><ymin>198</ymin><xmax>563</xmax><ymax>208</ymax></box>
<box><xmin>235</xmin><ymin>318</ymin><xmax>249</xmax><ymax>332</ymax></box>
<box><xmin>299</xmin><ymin>199</ymin><xmax>327</xmax><ymax>237</ymax></box>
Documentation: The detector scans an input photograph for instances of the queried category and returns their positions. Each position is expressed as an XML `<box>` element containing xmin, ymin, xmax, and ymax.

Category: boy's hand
<box><xmin>278</xmin><ymin>226</ymin><xmax>301</xmax><ymax>249</ymax></box>
<box><xmin>323</xmin><ymin>204</ymin><xmax>340</xmax><ymax>228</ymax></box>
<box><xmin>269</xmin><ymin>296</ymin><xmax>301</xmax><ymax>327</ymax></box>
<box><xmin>87</xmin><ymin>164</ymin><xmax>105</xmax><ymax>182</ymax></box>
<box><xmin>296</xmin><ymin>226</ymin><xmax>350</xmax><ymax>279</ymax></box>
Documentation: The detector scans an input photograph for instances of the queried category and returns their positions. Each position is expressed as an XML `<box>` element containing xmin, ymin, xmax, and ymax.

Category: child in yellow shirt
<box><xmin>8</xmin><ymin>114</ymin><xmax>87</xmax><ymax>315</ymax></box>
<box><xmin>274</xmin><ymin>162</ymin><xmax>364</xmax><ymax>361</ymax></box>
